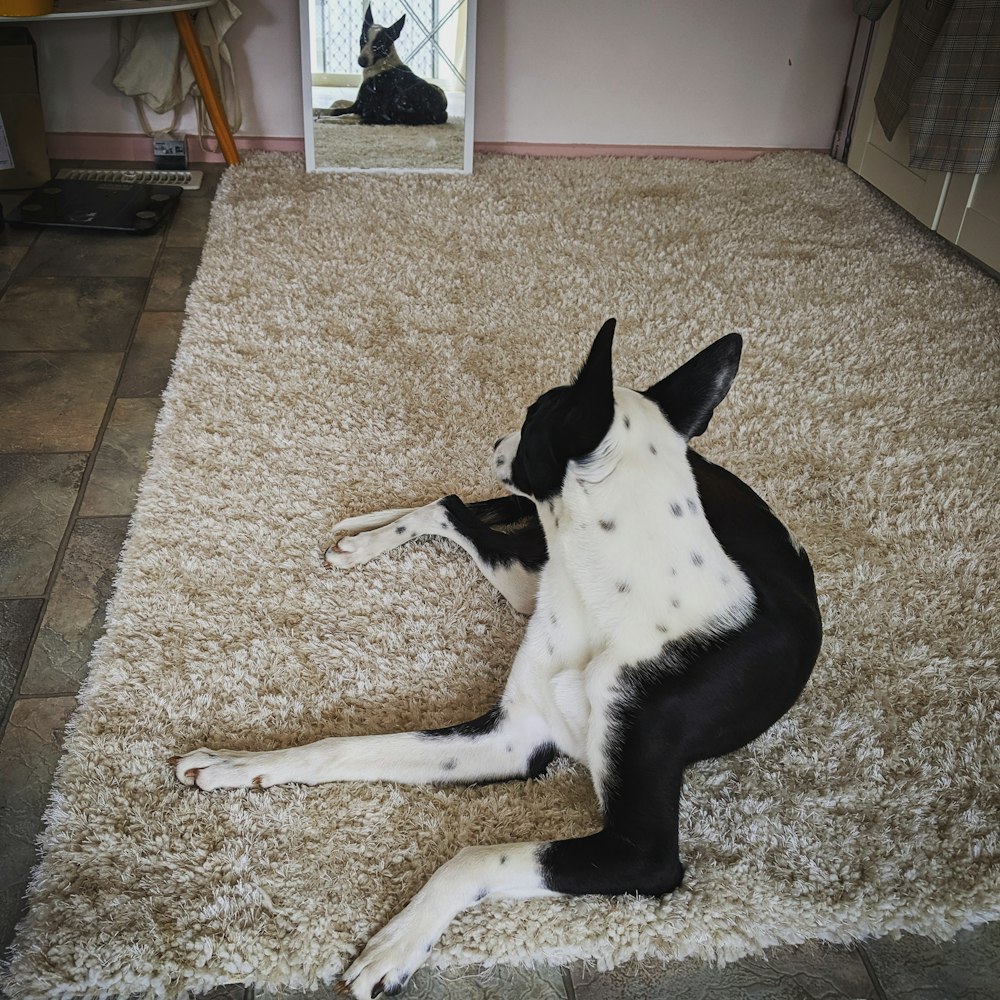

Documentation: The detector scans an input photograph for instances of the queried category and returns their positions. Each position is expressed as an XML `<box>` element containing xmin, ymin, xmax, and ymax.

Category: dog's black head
<box><xmin>496</xmin><ymin>319</ymin><xmax>617</xmax><ymax>503</ymax></box>
<box><xmin>493</xmin><ymin>319</ymin><xmax>742</xmax><ymax>504</ymax></box>
<box><xmin>359</xmin><ymin>6</ymin><xmax>405</xmax><ymax>68</ymax></box>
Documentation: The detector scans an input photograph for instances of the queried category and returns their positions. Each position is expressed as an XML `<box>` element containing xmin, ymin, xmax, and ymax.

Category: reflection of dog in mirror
<box><xmin>171</xmin><ymin>320</ymin><xmax>823</xmax><ymax>999</ymax></box>
<box><xmin>324</xmin><ymin>5</ymin><xmax>448</xmax><ymax>126</ymax></box>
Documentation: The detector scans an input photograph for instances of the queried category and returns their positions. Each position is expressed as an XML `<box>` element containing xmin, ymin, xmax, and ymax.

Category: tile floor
<box><xmin>1</xmin><ymin>164</ymin><xmax>997</xmax><ymax>1000</ymax></box>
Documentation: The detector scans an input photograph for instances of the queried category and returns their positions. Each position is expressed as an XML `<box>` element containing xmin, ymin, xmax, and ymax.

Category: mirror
<box><xmin>300</xmin><ymin>0</ymin><xmax>476</xmax><ymax>174</ymax></box>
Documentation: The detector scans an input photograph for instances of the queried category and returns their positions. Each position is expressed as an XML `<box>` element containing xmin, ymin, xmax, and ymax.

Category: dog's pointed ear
<box><xmin>364</xmin><ymin>4</ymin><xmax>373</xmax><ymax>25</ymax></box>
<box><xmin>573</xmin><ymin>317</ymin><xmax>615</xmax><ymax>398</ymax></box>
<box><xmin>643</xmin><ymin>333</ymin><xmax>742</xmax><ymax>440</ymax></box>
<box><xmin>386</xmin><ymin>14</ymin><xmax>405</xmax><ymax>40</ymax></box>
<box><xmin>571</xmin><ymin>317</ymin><xmax>616</xmax><ymax>427</ymax></box>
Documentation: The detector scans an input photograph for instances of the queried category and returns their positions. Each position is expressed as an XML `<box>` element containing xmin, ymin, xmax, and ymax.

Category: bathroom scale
<box><xmin>6</xmin><ymin>178</ymin><xmax>182</xmax><ymax>234</ymax></box>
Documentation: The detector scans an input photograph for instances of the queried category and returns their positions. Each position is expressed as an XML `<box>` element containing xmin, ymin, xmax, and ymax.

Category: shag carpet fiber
<box><xmin>4</xmin><ymin>151</ymin><xmax>999</xmax><ymax>998</ymax></box>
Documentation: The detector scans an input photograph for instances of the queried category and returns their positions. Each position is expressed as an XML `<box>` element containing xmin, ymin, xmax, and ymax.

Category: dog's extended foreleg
<box><xmin>325</xmin><ymin>496</ymin><xmax>543</xmax><ymax>613</ymax></box>
<box><xmin>170</xmin><ymin>701</ymin><xmax>555</xmax><ymax>791</ymax></box>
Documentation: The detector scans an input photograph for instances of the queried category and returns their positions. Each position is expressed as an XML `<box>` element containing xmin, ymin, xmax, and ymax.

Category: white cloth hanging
<box><xmin>112</xmin><ymin>1</ymin><xmax>243</xmax><ymax>147</ymax></box>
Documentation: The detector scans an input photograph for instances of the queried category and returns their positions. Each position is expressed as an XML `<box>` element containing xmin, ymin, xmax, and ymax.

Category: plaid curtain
<box><xmin>855</xmin><ymin>0</ymin><xmax>1000</xmax><ymax>173</ymax></box>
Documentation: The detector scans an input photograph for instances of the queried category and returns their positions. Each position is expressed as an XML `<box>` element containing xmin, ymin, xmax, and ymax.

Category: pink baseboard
<box><xmin>46</xmin><ymin>132</ymin><xmax>821</xmax><ymax>164</ymax></box>
<box><xmin>471</xmin><ymin>142</ymin><xmax>810</xmax><ymax>160</ymax></box>
<box><xmin>45</xmin><ymin>132</ymin><xmax>304</xmax><ymax>163</ymax></box>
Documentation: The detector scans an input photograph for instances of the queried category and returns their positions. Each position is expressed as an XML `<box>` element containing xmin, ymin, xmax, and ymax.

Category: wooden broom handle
<box><xmin>172</xmin><ymin>10</ymin><xmax>241</xmax><ymax>166</ymax></box>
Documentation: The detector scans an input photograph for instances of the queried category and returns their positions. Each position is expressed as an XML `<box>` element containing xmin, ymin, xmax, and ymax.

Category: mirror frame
<box><xmin>299</xmin><ymin>0</ymin><xmax>477</xmax><ymax>174</ymax></box>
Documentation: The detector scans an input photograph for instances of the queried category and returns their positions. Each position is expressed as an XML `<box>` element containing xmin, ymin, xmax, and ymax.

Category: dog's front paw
<box><xmin>324</xmin><ymin>507</ymin><xmax>419</xmax><ymax>570</ymax></box>
<box><xmin>338</xmin><ymin>916</ymin><xmax>433</xmax><ymax>999</ymax></box>
<box><xmin>169</xmin><ymin>748</ymin><xmax>292</xmax><ymax>791</ymax></box>
<box><xmin>323</xmin><ymin>533</ymin><xmax>371</xmax><ymax>569</ymax></box>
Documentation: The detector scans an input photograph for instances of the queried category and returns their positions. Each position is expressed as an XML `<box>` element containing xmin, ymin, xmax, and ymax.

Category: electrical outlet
<box><xmin>153</xmin><ymin>138</ymin><xmax>187</xmax><ymax>170</ymax></box>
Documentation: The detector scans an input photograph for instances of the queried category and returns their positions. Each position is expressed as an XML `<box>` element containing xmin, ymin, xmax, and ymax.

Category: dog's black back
<box><xmin>352</xmin><ymin>66</ymin><xmax>448</xmax><ymax>126</ymax></box>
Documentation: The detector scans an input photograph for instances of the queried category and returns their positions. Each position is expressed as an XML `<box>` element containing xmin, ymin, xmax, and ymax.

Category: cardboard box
<box><xmin>0</xmin><ymin>29</ymin><xmax>50</xmax><ymax>189</ymax></box>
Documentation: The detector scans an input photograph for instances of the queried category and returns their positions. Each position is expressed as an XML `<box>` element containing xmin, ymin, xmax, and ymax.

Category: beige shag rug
<box><xmin>311</xmin><ymin>116</ymin><xmax>465</xmax><ymax>170</ymax></box>
<box><xmin>4</xmin><ymin>152</ymin><xmax>999</xmax><ymax>999</ymax></box>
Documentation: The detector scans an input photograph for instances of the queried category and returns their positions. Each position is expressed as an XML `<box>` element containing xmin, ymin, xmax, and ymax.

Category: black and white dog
<box><xmin>323</xmin><ymin>5</ymin><xmax>448</xmax><ymax>126</ymax></box>
<box><xmin>171</xmin><ymin>320</ymin><xmax>822</xmax><ymax>999</ymax></box>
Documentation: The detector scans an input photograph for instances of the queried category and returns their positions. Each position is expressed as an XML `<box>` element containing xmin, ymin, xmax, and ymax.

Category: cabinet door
<box><xmin>937</xmin><ymin>172</ymin><xmax>1000</xmax><ymax>274</ymax></box>
<box><xmin>847</xmin><ymin>0</ymin><xmax>950</xmax><ymax>229</ymax></box>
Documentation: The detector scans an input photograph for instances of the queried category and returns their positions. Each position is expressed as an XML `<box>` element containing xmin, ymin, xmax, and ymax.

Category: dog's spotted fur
<box><xmin>171</xmin><ymin>319</ymin><xmax>822</xmax><ymax>999</ymax></box>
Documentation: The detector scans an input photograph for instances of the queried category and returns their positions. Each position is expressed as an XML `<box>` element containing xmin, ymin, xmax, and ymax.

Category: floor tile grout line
<box><xmin>11</xmin><ymin>691</ymin><xmax>94</xmax><ymax>702</ymax></box>
<box><xmin>0</xmin><ymin>202</ymin><xmax>180</xmax><ymax>736</ymax></box>
<box><xmin>559</xmin><ymin>965</ymin><xmax>577</xmax><ymax>1000</ymax></box>
<box><xmin>855</xmin><ymin>942</ymin><xmax>890</xmax><ymax>1000</ymax></box>
<box><xmin>0</xmin><ymin>347</ymin><xmax>146</xmax><ymax>356</ymax></box>
<box><xmin>46</xmin><ymin>511</ymin><xmax>134</xmax><ymax>521</ymax></box>
<box><xmin>0</xmin><ymin>450</ymin><xmax>93</xmax><ymax>459</ymax></box>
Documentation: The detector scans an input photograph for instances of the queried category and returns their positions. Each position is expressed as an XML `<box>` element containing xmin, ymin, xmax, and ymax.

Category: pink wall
<box><xmin>29</xmin><ymin>0</ymin><xmax>858</xmax><ymax>156</ymax></box>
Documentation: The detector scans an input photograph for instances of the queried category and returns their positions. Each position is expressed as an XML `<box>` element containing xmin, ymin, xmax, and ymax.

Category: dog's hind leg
<box><xmin>328</xmin><ymin>496</ymin><xmax>532</xmax><ymax>540</ymax></box>
<box><xmin>336</xmin><ymin>841</ymin><xmax>557</xmax><ymax>998</ymax></box>
<box><xmin>336</xmin><ymin>812</ymin><xmax>684</xmax><ymax>999</ymax></box>
<box><xmin>337</xmin><ymin>756</ymin><xmax>685</xmax><ymax>998</ymax></box>
<box><xmin>325</xmin><ymin>495</ymin><xmax>544</xmax><ymax>613</ymax></box>
<box><xmin>465</xmin><ymin>494</ymin><xmax>537</xmax><ymax>526</ymax></box>
<box><xmin>329</xmin><ymin>506</ymin><xmax>419</xmax><ymax>534</ymax></box>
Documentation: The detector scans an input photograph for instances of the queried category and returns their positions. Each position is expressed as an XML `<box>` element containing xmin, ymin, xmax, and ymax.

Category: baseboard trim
<box><xmin>471</xmin><ymin>142</ymin><xmax>810</xmax><ymax>159</ymax></box>
<box><xmin>45</xmin><ymin>132</ymin><xmax>304</xmax><ymax>163</ymax></box>
<box><xmin>45</xmin><ymin>133</ymin><xmax>821</xmax><ymax>164</ymax></box>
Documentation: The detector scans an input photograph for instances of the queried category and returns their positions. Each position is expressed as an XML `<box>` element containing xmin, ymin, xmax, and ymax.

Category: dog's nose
<box><xmin>358</xmin><ymin>55</ymin><xmax>368</xmax><ymax>67</ymax></box>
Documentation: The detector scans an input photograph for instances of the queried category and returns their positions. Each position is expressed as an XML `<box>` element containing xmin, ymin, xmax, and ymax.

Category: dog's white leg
<box><xmin>170</xmin><ymin>700</ymin><xmax>554</xmax><ymax>791</ymax></box>
<box><xmin>339</xmin><ymin>816</ymin><xmax>688</xmax><ymax>996</ymax></box>
<box><xmin>437</xmin><ymin>534</ymin><xmax>538</xmax><ymax>615</ymax></box>
<box><xmin>337</xmin><ymin>842</ymin><xmax>556</xmax><ymax>999</ymax></box>
<box><xmin>325</xmin><ymin>498</ymin><xmax>540</xmax><ymax>614</ymax></box>
<box><xmin>330</xmin><ymin>507</ymin><xmax>418</xmax><ymax>536</ymax></box>
<box><xmin>324</xmin><ymin>500</ymin><xmax>447</xmax><ymax>569</ymax></box>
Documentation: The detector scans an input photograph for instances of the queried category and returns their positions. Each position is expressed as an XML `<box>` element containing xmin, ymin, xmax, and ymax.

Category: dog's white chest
<box><xmin>504</xmin><ymin>390</ymin><xmax>754</xmax><ymax>765</ymax></box>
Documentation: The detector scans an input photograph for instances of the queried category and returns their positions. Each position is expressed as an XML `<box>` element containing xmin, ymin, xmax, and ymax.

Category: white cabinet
<box><xmin>937</xmin><ymin>171</ymin><xmax>1000</xmax><ymax>269</ymax></box>
<box><xmin>847</xmin><ymin>0</ymin><xmax>1000</xmax><ymax>272</ymax></box>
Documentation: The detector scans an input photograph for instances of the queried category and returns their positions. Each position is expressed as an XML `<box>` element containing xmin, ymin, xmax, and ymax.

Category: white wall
<box><xmin>475</xmin><ymin>0</ymin><xmax>858</xmax><ymax>148</ymax></box>
<box><xmin>29</xmin><ymin>0</ymin><xmax>858</xmax><ymax>150</ymax></box>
